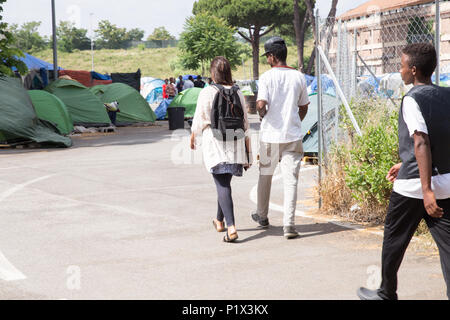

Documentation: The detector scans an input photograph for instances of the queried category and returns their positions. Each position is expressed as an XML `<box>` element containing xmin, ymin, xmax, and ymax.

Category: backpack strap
<box><xmin>212</xmin><ymin>84</ymin><xmax>224</xmax><ymax>92</ymax></box>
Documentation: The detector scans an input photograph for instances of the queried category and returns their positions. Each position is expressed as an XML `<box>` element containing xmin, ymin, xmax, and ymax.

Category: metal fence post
<box><xmin>335</xmin><ymin>20</ymin><xmax>342</xmax><ymax>144</ymax></box>
<box><xmin>315</xmin><ymin>9</ymin><xmax>323</xmax><ymax>209</ymax></box>
<box><xmin>51</xmin><ymin>0</ymin><xmax>58</xmax><ymax>79</ymax></box>
<box><xmin>436</xmin><ymin>0</ymin><xmax>440</xmax><ymax>84</ymax></box>
<box><xmin>352</xmin><ymin>28</ymin><xmax>358</xmax><ymax>97</ymax></box>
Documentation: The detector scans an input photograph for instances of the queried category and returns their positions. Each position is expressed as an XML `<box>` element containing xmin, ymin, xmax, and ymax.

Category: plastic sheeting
<box><xmin>0</xmin><ymin>77</ymin><xmax>72</xmax><ymax>147</ymax></box>
<box><xmin>14</xmin><ymin>53</ymin><xmax>63</xmax><ymax>71</ymax></box>
<box><xmin>301</xmin><ymin>93</ymin><xmax>341</xmax><ymax>155</ymax></box>
<box><xmin>91</xmin><ymin>71</ymin><xmax>111</xmax><ymax>81</ymax></box>
<box><xmin>141</xmin><ymin>78</ymin><xmax>165</xmax><ymax>104</ymax></box>
<box><xmin>308</xmin><ymin>75</ymin><xmax>336</xmax><ymax>97</ymax></box>
<box><xmin>111</xmin><ymin>69</ymin><xmax>141</xmax><ymax>92</ymax></box>
<box><xmin>154</xmin><ymin>98</ymin><xmax>172</xmax><ymax>120</ymax></box>
<box><xmin>59</xmin><ymin>70</ymin><xmax>93</xmax><ymax>87</ymax></box>
<box><xmin>379</xmin><ymin>73</ymin><xmax>413</xmax><ymax>99</ymax></box>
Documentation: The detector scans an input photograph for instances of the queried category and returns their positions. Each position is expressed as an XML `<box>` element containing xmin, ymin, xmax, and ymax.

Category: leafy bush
<box><xmin>345</xmin><ymin>108</ymin><xmax>399</xmax><ymax>209</ymax></box>
<box><xmin>0</xmin><ymin>0</ymin><xmax>28</xmax><ymax>75</ymax></box>
<box><xmin>321</xmin><ymin>98</ymin><xmax>400</xmax><ymax>224</ymax></box>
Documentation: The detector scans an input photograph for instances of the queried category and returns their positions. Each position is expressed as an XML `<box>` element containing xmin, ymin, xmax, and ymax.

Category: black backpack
<box><xmin>211</xmin><ymin>84</ymin><xmax>245</xmax><ymax>141</ymax></box>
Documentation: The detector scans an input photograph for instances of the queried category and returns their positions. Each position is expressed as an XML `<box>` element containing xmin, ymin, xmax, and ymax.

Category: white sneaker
<box><xmin>283</xmin><ymin>226</ymin><xmax>299</xmax><ymax>239</ymax></box>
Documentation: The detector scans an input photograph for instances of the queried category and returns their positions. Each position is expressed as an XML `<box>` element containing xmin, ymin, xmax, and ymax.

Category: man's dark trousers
<box><xmin>378</xmin><ymin>191</ymin><xmax>450</xmax><ymax>300</ymax></box>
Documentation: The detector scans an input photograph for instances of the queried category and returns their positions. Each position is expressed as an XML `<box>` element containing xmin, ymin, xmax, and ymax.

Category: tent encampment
<box><xmin>28</xmin><ymin>90</ymin><xmax>74</xmax><ymax>135</ymax></box>
<box><xmin>90</xmin><ymin>83</ymin><xmax>157</xmax><ymax>125</ymax></box>
<box><xmin>168</xmin><ymin>87</ymin><xmax>202</xmax><ymax>118</ymax></box>
<box><xmin>0</xmin><ymin>77</ymin><xmax>72</xmax><ymax>147</ymax></box>
<box><xmin>45</xmin><ymin>79</ymin><xmax>111</xmax><ymax>127</ymax></box>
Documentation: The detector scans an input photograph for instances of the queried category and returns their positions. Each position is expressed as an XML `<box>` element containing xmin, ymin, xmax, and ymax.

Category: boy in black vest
<box><xmin>358</xmin><ymin>43</ymin><xmax>450</xmax><ymax>300</ymax></box>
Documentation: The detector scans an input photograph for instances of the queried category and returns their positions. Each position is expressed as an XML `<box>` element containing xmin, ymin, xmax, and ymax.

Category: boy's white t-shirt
<box><xmin>257</xmin><ymin>67</ymin><xmax>310</xmax><ymax>144</ymax></box>
<box><xmin>393</xmin><ymin>96</ymin><xmax>450</xmax><ymax>200</ymax></box>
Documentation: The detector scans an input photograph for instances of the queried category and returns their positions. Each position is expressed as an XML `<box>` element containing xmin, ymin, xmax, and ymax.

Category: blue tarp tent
<box><xmin>304</xmin><ymin>74</ymin><xmax>315</xmax><ymax>86</ymax></box>
<box><xmin>154</xmin><ymin>98</ymin><xmax>173</xmax><ymax>120</ymax></box>
<box><xmin>432</xmin><ymin>73</ymin><xmax>450</xmax><ymax>86</ymax></box>
<box><xmin>143</xmin><ymin>79</ymin><xmax>165</xmax><ymax>104</ymax></box>
<box><xmin>91</xmin><ymin>71</ymin><xmax>111</xmax><ymax>80</ymax></box>
<box><xmin>16</xmin><ymin>53</ymin><xmax>63</xmax><ymax>71</ymax></box>
<box><xmin>309</xmin><ymin>75</ymin><xmax>336</xmax><ymax>96</ymax></box>
<box><xmin>357</xmin><ymin>75</ymin><xmax>380</xmax><ymax>97</ymax></box>
<box><xmin>182</xmin><ymin>75</ymin><xmax>199</xmax><ymax>80</ymax></box>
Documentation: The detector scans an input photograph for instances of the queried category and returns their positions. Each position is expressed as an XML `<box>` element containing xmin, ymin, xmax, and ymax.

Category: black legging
<box><xmin>212</xmin><ymin>173</ymin><xmax>235</xmax><ymax>227</ymax></box>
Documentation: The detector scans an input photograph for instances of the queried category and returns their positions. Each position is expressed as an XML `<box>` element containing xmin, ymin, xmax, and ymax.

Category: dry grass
<box><xmin>318</xmin><ymin>146</ymin><xmax>388</xmax><ymax>226</ymax></box>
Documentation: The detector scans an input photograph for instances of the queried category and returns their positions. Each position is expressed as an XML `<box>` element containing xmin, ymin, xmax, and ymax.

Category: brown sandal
<box><xmin>223</xmin><ymin>232</ymin><xmax>238</xmax><ymax>243</ymax></box>
<box><xmin>213</xmin><ymin>220</ymin><xmax>226</xmax><ymax>233</ymax></box>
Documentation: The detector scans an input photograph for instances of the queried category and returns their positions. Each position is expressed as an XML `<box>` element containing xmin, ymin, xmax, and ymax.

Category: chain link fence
<box><xmin>127</xmin><ymin>39</ymin><xmax>179</xmax><ymax>49</ymax></box>
<box><xmin>315</xmin><ymin>0</ymin><xmax>449</xmax><ymax>157</ymax></box>
<box><xmin>313</xmin><ymin>0</ymin><xmax>449</xmax><ymax>209</ymax></box>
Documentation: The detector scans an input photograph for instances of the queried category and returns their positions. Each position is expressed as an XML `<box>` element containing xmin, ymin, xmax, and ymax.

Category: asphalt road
<box><xmin>0</xmin><ymin>118</ymin><xmax>446</xmax><ymax>300</ymax></box>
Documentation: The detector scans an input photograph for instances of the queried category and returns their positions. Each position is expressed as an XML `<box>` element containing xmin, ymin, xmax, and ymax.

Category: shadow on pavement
<box><xmin>236</xmin><ymin>222</ymin><xmax>351</xmax><ymax>243</ymax></box>
<box><xmin>0</xmin><ymin>125</ymin><xmax>179</xmax><ymax>155</ymax></box>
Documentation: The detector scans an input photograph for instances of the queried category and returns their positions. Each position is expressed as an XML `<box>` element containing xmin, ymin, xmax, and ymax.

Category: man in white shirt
<box><xmin>358</xmin><ymin>43</ymin><xmax>450</xmax><ymax>300</ymax></box>
<box><xmin>251</xmin><ymin>36</ymin><xmax>310</xmax><ymax>239</ymax></box>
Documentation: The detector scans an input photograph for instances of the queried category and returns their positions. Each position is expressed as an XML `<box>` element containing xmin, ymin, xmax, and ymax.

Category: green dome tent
<box><xmin>45</xmin><ymin>79</ymin><xmax>111</xmax><ymax>127</ymax></box>
<box><xmin>28</xmin><ymin>90</ymin><xmax>74</xmax><ymax>135</ymax></box>
<box><xmin>168</xmin><ymin>88</ymin><xmax>202</xmax><ymax>118</ymax></box>
<box><xmin>0</xmin><ymin>77</ymin><xmax>72</xmax><ymax>147</ymax></box>
<box><xmin>90</xmin><ymin>83</ymin><xmax>157</xmax><ymax>125</ymax></box>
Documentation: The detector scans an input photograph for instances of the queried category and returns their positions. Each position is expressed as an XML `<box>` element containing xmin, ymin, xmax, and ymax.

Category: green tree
<box><xmin>193</xmin><ymin>0</ymin><xmax>293</xmax><ymax>79</ymax></box>
<box><xmin>293</xmin><ymin>0</ymin><xmax>312</xmax><ymax>72</ymax></box>
<box><xmin>127</xmin><ymin>28</ymin><xmax>145</xmax><ymax>42</ymax></box>
<box><xmin>8</xmin><ymin>21</ymin><xmax>47</xmax><ymax>52</ymax></box>
<box><xmin>147</xmin><ymin>26</ymin><xmax>175</xmax><ymax>41</ymax></box>
<box><xmin>56</xmin><ymin>21</ymin><xmax>90</xmax><ymax>52</ymax></box>
<box><xmin>95</xmin><ymin>20</ymin><xmax>129</xmax><ymax>49</ymax></box>
<box><xmin>0</xmin><ymin>0</ymin><xmax>27</xmax><ymax>76</ymax></box>
<box><xmin>178</xmin><ymin>14</ymin><xmax>242</xmax><ymax>74</ymax></box>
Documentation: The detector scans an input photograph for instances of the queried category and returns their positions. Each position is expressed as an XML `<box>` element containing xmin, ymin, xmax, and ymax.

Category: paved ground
<box><xmin>0</xmin><ymin>116</ymin><xmax>447</xmax><ymax>300</ymax></box>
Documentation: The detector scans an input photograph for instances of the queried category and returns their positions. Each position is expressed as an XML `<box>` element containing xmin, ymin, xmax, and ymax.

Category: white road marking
<box><xmin>0</xmin><ymin>174</ymin><xmax>56</xmax><ymax>281</ymax></box>
<box><xmin>0</xmin><ymin>174</ymin><xmax>56</xmax><ymax>203</ymax></box>
<box><xmin>0</xmin><ymin>251</ymin><xmax>26</xmax><ymax>281</ymax></box>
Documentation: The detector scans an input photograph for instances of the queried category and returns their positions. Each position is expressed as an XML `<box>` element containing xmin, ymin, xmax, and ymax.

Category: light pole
<box><xmin>51</xmin><ymin>0</ymin><xmax>58</xmax><ymax>79</ymax></box>
<box><xmin>90</xmin><ymin>13</ymin><xmax>95</xmax><ymax>71</ymax></box>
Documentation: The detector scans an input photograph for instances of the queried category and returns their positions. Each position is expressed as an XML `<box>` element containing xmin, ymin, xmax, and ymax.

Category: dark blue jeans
<box><xmin>212</xmin><ymin>173</ymin><xmax>235</xmax><ymax>227</ymax></box>
<box><xmin>108</xmin><ymin>111</ymin><xmax>117</xmax><ymax>125</ymax></box>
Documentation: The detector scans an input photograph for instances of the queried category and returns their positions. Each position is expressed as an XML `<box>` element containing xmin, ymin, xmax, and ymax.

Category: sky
<box><xmin>2</xmin><ymin>0</ymin><xmax>370</xmax><ymax>38</ymax></box>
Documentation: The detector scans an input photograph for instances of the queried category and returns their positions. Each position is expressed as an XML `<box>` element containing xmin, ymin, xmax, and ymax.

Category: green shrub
<box><xmin>320</xmin><ymin>98</ymin><xmax>401</xmax><ymax>223</ymax></box>
<box><xmin>344</xmin><ymin>108</ymin><xmax>399</xmax><ymax>208</ymax></box>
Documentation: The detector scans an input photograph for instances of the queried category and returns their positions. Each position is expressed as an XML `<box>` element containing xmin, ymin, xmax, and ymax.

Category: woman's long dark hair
<box><xmin>210</xmin><ymin>56</ymin><xmax>233</xmax><ymax>86</ymax></box>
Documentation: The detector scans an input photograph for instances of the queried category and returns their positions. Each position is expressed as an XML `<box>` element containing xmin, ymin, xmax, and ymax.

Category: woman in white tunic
<box><xmin>190</xmin><ymin>56</ymin><xmax>252</xmax><ymax>243</ymax></box>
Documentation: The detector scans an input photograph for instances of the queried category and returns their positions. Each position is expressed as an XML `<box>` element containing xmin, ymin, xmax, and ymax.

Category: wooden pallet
<box><xmin>98</xmin><ymin>126</ymin><xmax>117</xmax><ymax>133</ymax></box>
